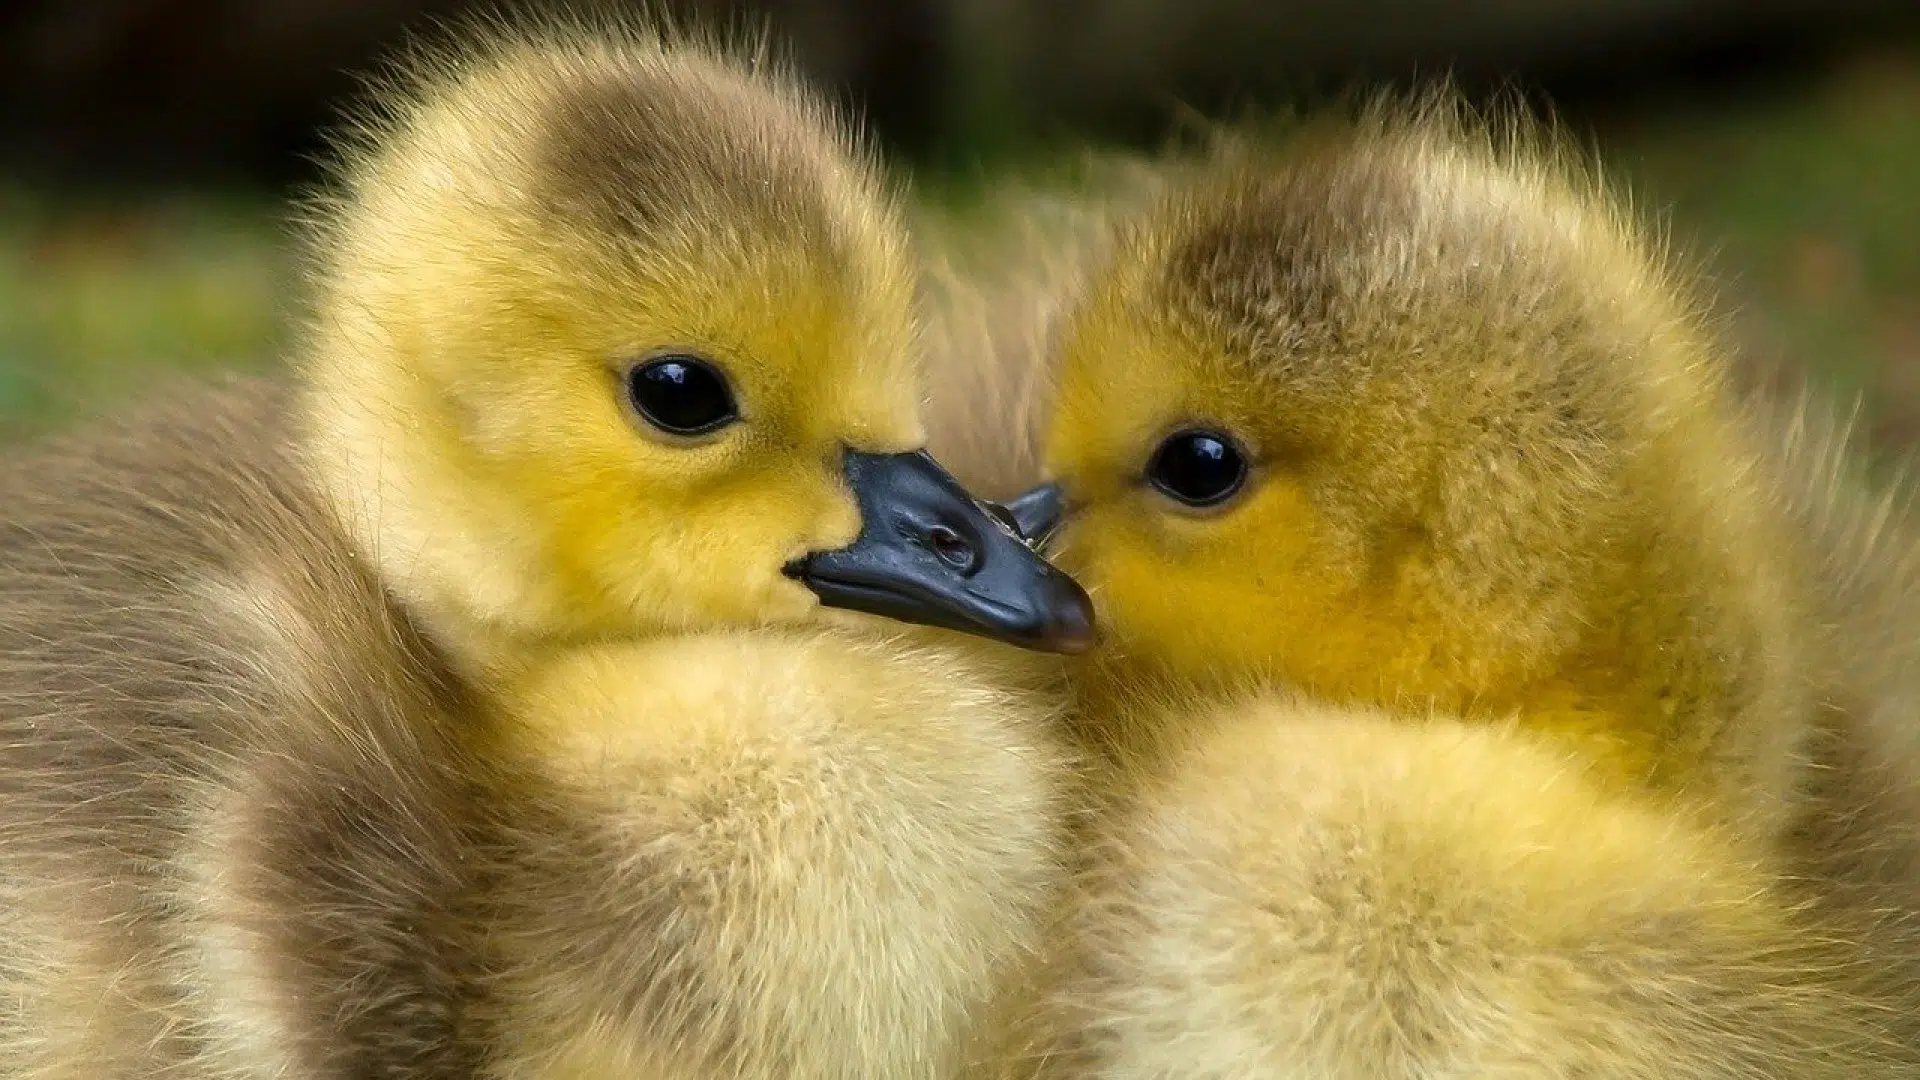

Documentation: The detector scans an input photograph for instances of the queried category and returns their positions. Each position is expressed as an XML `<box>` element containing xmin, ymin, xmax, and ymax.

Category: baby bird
<box><xmin>985</xmin><ymin>99</ymin><xmax>1920</xmax><ymax>1075</ymax></box>
<box><xmin>1039</xmin><ymin>109</ymin><xmax>1812</xmax><ymax>811</ymax></box>
<box><xmin>0</xmin><ymin>17</ymin><xmax>1091</xmax><ymax>1080</ymax></box>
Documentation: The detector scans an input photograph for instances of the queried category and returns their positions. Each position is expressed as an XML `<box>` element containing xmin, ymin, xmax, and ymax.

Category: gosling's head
<box><xmin>1034</xmin><ymin>101</ymin><xmax>1765</xmax><ymax>713</ymax></box>
<box><xmin>298</xmin><ymin>21</ymin><xmax>1091</xmax><ymax>671</ymax></box>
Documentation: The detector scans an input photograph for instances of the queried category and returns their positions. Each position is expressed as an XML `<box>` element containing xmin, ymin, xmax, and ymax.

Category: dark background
<box><xmin>1</xmin><ymin>0</ymin><xmax>1916</xmax><ymax>445</ymax></box>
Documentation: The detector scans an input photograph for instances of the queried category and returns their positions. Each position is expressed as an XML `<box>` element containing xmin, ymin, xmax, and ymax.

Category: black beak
<box><xmin>994</xmin><ymin>482</ymin><xmax>1066</xmax><ymax>552</ymax></box>
<box><xmin>784</xmin><ymin>450</ymin><xmax>1095</xmax><ymax>653</ymax></box>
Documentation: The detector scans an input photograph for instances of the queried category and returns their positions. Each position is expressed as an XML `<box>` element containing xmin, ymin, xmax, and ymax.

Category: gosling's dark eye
<box><xmin>625</xmin><ymin>355</ymin><xmax>738</xmax><ymax>436</ymax></box>
<box><xmin>1146</xmin><ymin>429</ymin><xmax>1248</xmax><ymax>508</ymax></box>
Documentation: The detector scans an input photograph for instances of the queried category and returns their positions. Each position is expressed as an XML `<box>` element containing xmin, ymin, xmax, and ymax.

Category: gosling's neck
<box><xmin>295</xmin><ymin>328</ymin><xmax>579</xmax><ymax>689</ymax></box>
<box><xmin>1487</xmin><ymin>530</ymin><xmax>1770</xmax><ymax>788</ymax></box>
<box><xmin>1478</xmin><ymin>418</ymin><xmax>1817</xmax><ymax>830</ymax></box>
<box><xmin>1074</xmin><ymin>516</ymin><xmax>1810</xmax><ymax>832</ymax></box>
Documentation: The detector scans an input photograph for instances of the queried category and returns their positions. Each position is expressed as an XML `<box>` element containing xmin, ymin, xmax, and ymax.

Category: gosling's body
<box><xmin>480</xmin><ymin>630</ymin><xmax>1062</xmax><ymax>1078</ymax></box>
<box><xmin>1</xmin><ymin>21</ymin><xmax>1081</xmax><ymax>1079</ymax></box>
<box><xmin>1014</xmin><ymin>701</ymin><xmax>1898</xmax><ymax>1079</ymax></box>
<box><xmin>0</xmin><ymin>388</ymin><xmax>1067</xmax><ymax>1080</ymax></box>
<box><xmin>0</xmin><ymin>381</ymin><xmax>481</xmax><ymax>1077</ymax></box>
<box><xmin>981</xmin><ymin>102</ymin><xmax>1920</xmax><ymax>1075</ymax></box>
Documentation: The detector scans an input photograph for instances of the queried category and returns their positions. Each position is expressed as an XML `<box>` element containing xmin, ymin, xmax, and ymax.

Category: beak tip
<box><xmin>1034</xmin><ymin>577</ymin><xmax>1098</xmax><ymax>655</ymax></box>
<box><xmin>1003</xmin><ymin>482</ymin><xmax>1068</xmax><ymax>546</ymax></box>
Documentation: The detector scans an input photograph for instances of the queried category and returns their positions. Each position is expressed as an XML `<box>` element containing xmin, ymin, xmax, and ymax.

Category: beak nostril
<box><xmin>927</xmin><ymin>526</ymin><xmax>974</xmax><ymax>570</ymax></box>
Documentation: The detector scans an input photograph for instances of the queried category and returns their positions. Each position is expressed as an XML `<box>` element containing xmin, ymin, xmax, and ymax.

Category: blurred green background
<box><xmin>0</xmin><ymin>1</ymin><xmax>1915</xmax><ymax>446</ymax></box>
